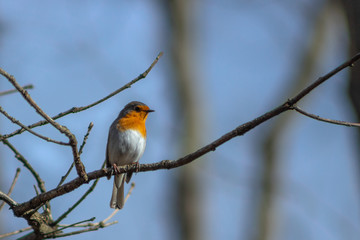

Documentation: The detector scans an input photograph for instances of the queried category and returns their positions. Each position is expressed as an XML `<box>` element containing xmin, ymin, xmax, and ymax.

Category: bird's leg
<box><xmin>131</xmin><ymin>162</ymin><xmax>140</xmax><ymax>173</ymax></box>
<box><xmin>112</xmin><ymin>163</ymin><xmax>121</xmax><ymax>175</ymax></box>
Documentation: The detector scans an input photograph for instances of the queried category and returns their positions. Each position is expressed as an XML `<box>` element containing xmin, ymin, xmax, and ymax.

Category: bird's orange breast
<box><xmin>117</xmin><ymin>111</ymin><xmax>148</xmax><ymax>138</ymax></box>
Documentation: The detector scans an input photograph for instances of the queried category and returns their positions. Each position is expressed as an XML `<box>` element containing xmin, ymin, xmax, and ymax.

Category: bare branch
<box><xmin>0</xmin><ymin>68</ymin><xmax>88</xmax><ymax>182</ymax></box>
<box><xmin>8</xmin><ymin>168</ymin><xmax>21</xmax><ymax>195</ymax></box>
<box><xmin>0</xmin><ymin>69</ymin><xmax>69</xmax><ymax>135</ymax></box>
<box><xmin>52</xmin><ymin>161</ymin><xmax>105</xmax><ymax>225</ymax></box>
<box><xmin>0</xmin><ymin>84</ymin><xmax>33</xmax><ymax>97</ymax></box>
<box><xmin>67</xmin><ymin>51</ymin><xmax>164</xmax><ymax>113</ymax></box>
<box><xmin>45</xmin><ymin>217</ymin><xmax>96</xmax><ymax>237</ymax></box>
<box><xmin>46</xmin><ymin>184</ymin><xmax>134</xmax><ymax>238</ymax></box>
<box><xmin>78</xmin><ymin>122</ymin><xmax>94</xmax><ymax>155</ymax></box>
<box><xmin>57</xmin><ymin>221</ymin><xmax>117</xmax><ymax>228</ymax></box>
<box><xmin>12</xmin><ymin>51</ymin><xmax>360</xmax><ymax>218</ymax></box>
<box><xmin>0</xmin><ymin>106</ymin><xmax>69</xmax><ymax>145</ymax></box>
<box><xmin>0</xmin><ymin>168</ymin><xmax>20</xmax><ymax>211</ymax></box>
<box><xmin>43</xmin><ymin>221</ymin><xmax>117</xmax><ymax>239</ymax></box>
<box><xmin>0</xmin><ymin>227</ymin><xmax>32</xmax><ymax>239</ymax></box>
<box><xmin>33</xmin><ymin>185</ymin><xmax>40</xmax><ymax>196</ymax></box>
<box><xmin>33</xmin><ymin>185</ymin><xmax>50</xmax><ymax>214</ymax></box>
<box><xmin>0</xmin><ymin>190</ymin><xmax>17</xmax><ymax>208</ymax></box>
<box><xmin>288</xmin><ymin>53</ymin><xmax>360</xmax><ymax>104</ymax></box>
<box><xmin>292</xmin><ymin>105</ymin><xmax>360</xmax><ymax>127</ymax></box>
<box><xmin>57</xmin><ymin>163</ymin><xmax>75</xmax><ymax>188</ymax></box>
<box><xmin>1</xmin><ymin>138</ymin><xmax>46</xmax><ymax>193</ymax></box>
<box><xmin>102</xmin><ymin>182</ymin><xmax>136</xmax><ymax>223</ymax></box>
<box><xmin>2</xmin><ymin>52</ymin><xmax>163</xmax><ymax>140</ymax></box>
<box><xmin>57</xmin><ymin>122</ymin><xmax>94</xmax><ymax>187</ymax></box>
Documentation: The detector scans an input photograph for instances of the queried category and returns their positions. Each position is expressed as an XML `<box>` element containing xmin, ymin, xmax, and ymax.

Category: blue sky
<box><xmin>1</xmin><ymin>1</ymin><xmax>359</xmax><ymax>240</ymax></box>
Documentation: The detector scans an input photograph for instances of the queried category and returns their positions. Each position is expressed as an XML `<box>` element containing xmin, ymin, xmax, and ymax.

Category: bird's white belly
<box><xmin>109</xmin><ymin>129</ymin><xmax>146</xmax><ymax>166</ymax></box>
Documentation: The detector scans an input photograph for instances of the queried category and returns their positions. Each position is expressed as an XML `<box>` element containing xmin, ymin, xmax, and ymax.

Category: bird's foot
<box><xmin>112</xmin><ymin>163</ymin><xmax>121</xmax><ymax>175</ymax></box>
<box><xmin>131</xmin><ymin>162</ymin><xmax>140</xmax><ymax>173</ymax></box>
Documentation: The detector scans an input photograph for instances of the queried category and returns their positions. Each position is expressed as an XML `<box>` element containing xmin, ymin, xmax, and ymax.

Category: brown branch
<box><xmin>45</xmin><ymin>217</ymin><xmax>96</xmax><ymax>237</ymax></box>
<box><xmin>1</xmin><ymin>138</ymin><xmax>47</xmax><ymax>193</ymax></box>
<box><xmin>288</xmin><ymin>53</ymin><xmax>360</xmax><ymax>104</ymax></box>
<box><xmin>56</xmin><ymin>122</ymin><xmax>94</xmax><ymax>187</ymax></box>
<box><xmin>0</xmin><ymin>69</ymin><xmax>68</xmax><ymax>134</ymax></box>
<box><xmin>0</xmin><ymin>68</ymin><xmax>87</xmax><ymax>182</ymax></box>
<box><xmin>11</xmin><ymin>51</ymin><xmax>360</xmax><ymax>218</ymax></box>
<box><xmin>101</xmin><ymin>182</ymin><xmax>136</xmax><ymax>223</ymax></box>
<box><xmin>0</xmin><ymin>84</ymin><xmax>33</xmax><ymax>96</ymax></box>
<box><xmin>2</xmin><ymin>52</ymin><xmax>164</xmax><ymax>140</ymax></box>
<box><xmin>45</xmin><ymin>183</ymin><xmax>134</xmax><ymax>239</ymax></box>
<box><xmin>0</xmin><ymin>106</ymin><xmax>69</xmax><ymax>145</ymax></box>
<box><xmin>57</xmin><ymin>163</ymin><xmax>75</xmax><ymax>187</ymax></box>
<box><xmin>52</xmin><ymin>161</ymin><xmax>106</xmax><ymax>225</ymax></box>
<box><xmin>9</xmin><ymin>168</ymin><xmax>21</xmax><ymax>194</ymax></box>
<box><xmin>0</xmin><ymin>191</ymin><xmax>17</xmax><ymax>208</ymax></box>
<box><xmin>43</xmin><ymin>221</ymin><xmax>117</xmax><ymax>239</ymax></box>
<box><xmin>292</xmin><ymin>105</ymin><xmax>360</xmax><ymax>127</ymax></box>
<box><xmin>58</xmin><ymin>220</ymin><xmax>118</xmax><ymax>229</ymax></box>
<box><xmin>0</xmin><ymin>227</ymin><xmax>32</xmax><ymax>239</ymax></box>
<box><xmin>33</xmin><ymin>185</ymin><xmax>50</xmax><ymax>214</ymax></box>
<box><xmin>0</xmin><ymin>168</ymin><xmax>20</xmax><ymax>211</ymax></box>
<box><xmin>78</xmin><ymin>122</ymin><xmax>94</xmax><ymax>155</ymax></box>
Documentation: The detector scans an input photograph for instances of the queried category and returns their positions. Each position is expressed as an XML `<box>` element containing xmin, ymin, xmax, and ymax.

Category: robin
<box><xmin>106</xmin><ymin>101</ymin><xmax>154</xmax><ymax>209</ymax></box>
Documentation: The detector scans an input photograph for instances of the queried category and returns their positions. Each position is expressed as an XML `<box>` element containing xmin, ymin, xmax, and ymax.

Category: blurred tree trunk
<box><xmin>341</xmin><ymin>0</ymin><xmax>360</xmax><ymax>176</ymax></box>
<box><xmin>255</xmin><ymin>3</ymin><xmax>326</xmax><ymax>240</ymax></box>
<box><xmin>162</xmin><ymin>1</ymin><xmax>204</xmax><ymax>240</ymax></box>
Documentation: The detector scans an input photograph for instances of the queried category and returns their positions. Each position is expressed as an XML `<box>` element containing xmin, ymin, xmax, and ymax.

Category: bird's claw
<box><xmin>112</xmin><ymin>163</ymin><xmax>121</xmax><ymax>175</ymax></box>
<box><xmin>132</xmin><ymin>162</ymin><xmax>140</xmax><ymax>173</ymax></box>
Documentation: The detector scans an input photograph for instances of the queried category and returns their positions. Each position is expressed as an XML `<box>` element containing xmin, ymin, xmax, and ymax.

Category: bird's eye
<box><xmin>134</xmin><ymin>106</ymin><xmax>141</xmax><ymax>112</ymax></box>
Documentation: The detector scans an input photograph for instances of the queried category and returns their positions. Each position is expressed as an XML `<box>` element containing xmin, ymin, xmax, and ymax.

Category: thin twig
<box><xmin>0</xmin><ymin>168</ymin><xmax>20</xmax><ymax>211</ymax></box>
<box><xmin>1</xmin><ymin>138</ymin><xmax>46</xmax><ymax>193</ymax></box>
<box><xmin>52</xmin><ymin>161</ymin><xmax>106</xmax><ymax>225</ymax></box>
<box><xmin>292</xmin><ymin>105</ymin><xmax>360</xmax><ymax>127</ymax></box>
<box><xmin>0</xmin><ymin>68</ymin><xmax>88</xmax><ymax>181</ymax></box>
<box><xmin>102</xmin><ymin>182</ymin><xmax>136</xmax><ymax>224</ymax></box>
<box><xmin>57</xmin><ymin>220</ymin><xmax>116</xmax><ymax>228</ymax></box>
<box><xmin>0</xmin><ymin>226</ymin><xmax>32</xmax><ymax>239</ymax></box>
<box><xmin>0</xmin><ymin>191</ymin><xmax>17</xmax><ymax>208</ymax></box>
<box><xmin>2</xmin><ymin>52</ymin><xmax>163</xmax><ymax>140</ymax></box>
<box><xmin>57</xmin><ymin>122</ymin><xmax>94</xmax><ymax>187</ymax></box>
<box><xmin>0</xmin><ymin>84</ymin><xmax>33</xmax><ymax>96</ymax></box>
<box><xmin>78</xmin><ymin>122</ymin><xmax>94</xmax><ymax>155</ymax></box>
<box><xmin>33</xmin><ymin>184</ymin><xmax>40</xmax><ymax>196</ymax></box>
<box><xmin>55</xmin><ymin>162</ymin><xmax>84</xmax><ymax>193</ymax></box>
<box><xmin>8</xmin><ymin>168</ymin><xmax>21</xmax><ymax>195</ymax></box>
<box><xmin>56</xmin><ymin>163</ymin><xmax>74</xmax><ymax>188</ymax></box>
<box><xmin>288</xmin><ymin>53</ymin><xmax>360</xmax><ymax>104</ymax></box>
<box><xmin>45</xmin><ymin>217</ymin><xmax>95</xmax><ymax>237</ymax></box>
<box><xmin>57</xmin><ymin>221</ymin><xmax>112</xmax><ymax>228</ymax></box>
<box><xmin>0</xmin><ymin>106</ymin><xmax>69</xmax><ymax>145</ymax></box>
<box><xmin>51</xmin><ymin>177</ymin><xmax>100</xmax><ymax>225</ymax></box>
<box><xmin>0</xmin><ymin>69</ymin><xmax>71</xmax><ymax>134</ymax></box>
<box><xmin>43</xmin><ymin>222</ymin><xmax>117</xmax><ymax>239</ymax></box>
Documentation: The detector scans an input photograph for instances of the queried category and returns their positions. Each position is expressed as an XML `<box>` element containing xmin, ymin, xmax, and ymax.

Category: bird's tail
<box><xmin>110</xmin><ymin>174</ymin><xmax>125</xmax><ymax>209</ymax></box>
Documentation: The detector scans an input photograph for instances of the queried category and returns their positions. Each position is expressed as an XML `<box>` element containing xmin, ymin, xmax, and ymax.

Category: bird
<box><xmin>106</xmin><ymin>101</ymin><xmax>154</xmax><ymax>209</ymax></box>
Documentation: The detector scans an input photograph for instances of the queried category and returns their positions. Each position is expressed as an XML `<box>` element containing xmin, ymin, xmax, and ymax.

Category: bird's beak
<box><xmin>145</xmin><ymin>109</ymin><xmax>155</xmax><ymax>113</ymax></box>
